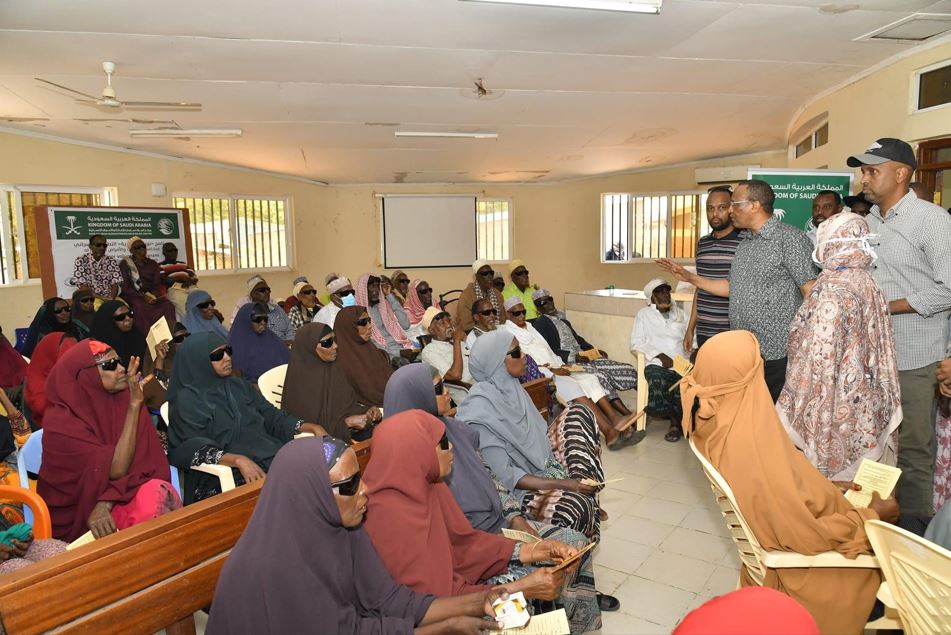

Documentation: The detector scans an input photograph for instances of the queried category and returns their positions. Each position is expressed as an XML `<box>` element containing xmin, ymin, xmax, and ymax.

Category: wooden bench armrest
<box><xmin>192</xmin><ymin>464</ymin><xmax>236</xmax><ymax>492</ymax></box>
<box><xmin>762</xmin><ymin>551</ymin><xmax>879</xmax><ymax>569</ymax></box>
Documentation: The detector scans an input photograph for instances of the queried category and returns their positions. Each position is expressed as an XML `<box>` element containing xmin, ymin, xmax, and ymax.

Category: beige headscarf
<box><xmin>680</xmin><ymin>330</ymin><xmax>880</xmax><ymax>635</ymax></box>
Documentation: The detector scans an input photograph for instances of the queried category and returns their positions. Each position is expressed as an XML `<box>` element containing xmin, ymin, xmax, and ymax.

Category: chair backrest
<box><xmin>438</xmin><ymin>289</ymin><xmax>463</xmax><ymax>311</ymax></box>
<box><xmin>865</xmin><ymin>519</ymin><xmax>951</xmax><ymax>635</ymax></box>
<box><xmin>688</xmin><ymin>438</ymin><xmax>769</xmax><ymax>585</ymax></box>
<box><xmin>16</xmin><ymin>429</ymin><xmax>44</xmax><ymax>527</ymax></box>
<box><xmin>14</xmin><ymin>328</ymin><xmax>29</xmax><ymax>352</ymax></box>
<box><xmin>258</xmin><ymin>364</ymin><xmax>287</xmax><ymax>408</ymax></box>
<box><xmin>159</xmin><ymin>402</ymin><xmax>169</xmax><ymax>426</ymax></box>
<box><xmin>0</xmin><ymin>485</ymin><xmax>51</xmax><ymax>539</ymax></box>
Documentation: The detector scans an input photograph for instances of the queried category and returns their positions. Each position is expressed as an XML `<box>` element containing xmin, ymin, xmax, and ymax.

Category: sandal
<box><xmin>608</xmin><ymin>428</ymin><xmax>646</xmax><ymax>451</ymax></box>
<box><xmin>664</xmin><ymin>425</ymin><xmax>684</xmax><ymax>442</ymax></box>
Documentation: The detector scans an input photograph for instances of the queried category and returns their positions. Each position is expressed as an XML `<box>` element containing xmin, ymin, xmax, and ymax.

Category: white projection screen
<box><xmin>381</xmin><ymin>195</ymin><xmax>477</xmax><ymax>268</ymax></box>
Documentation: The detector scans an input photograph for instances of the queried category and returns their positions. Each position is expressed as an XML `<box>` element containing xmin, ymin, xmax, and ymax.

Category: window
<box><xmin>915</xmin><ymin>60</ymin><xmax>951</xmax><ymax>112</ymax></box>
<box><xmin>0</xmin><ymin>186</ymin><xmax>113</xmax><ymax>285</ymax></box>
<box><xmin>476</xmin><ymin>199</ymin><xmax>511</xmax><ymax>262</ymax></box>
<box><xmin>173</xmin><ymin>194</ymin><xmax>291</xmax><ymax>273</ymax></box>
<box><xmin>601</xmin><ymin>191</ymin><xmax>709</xmax><ymax>262</ymax></box>
<box><xmin>794</xmin><ymin>122</ymin><xmax>829</xmax><ymax>158</ymax></box>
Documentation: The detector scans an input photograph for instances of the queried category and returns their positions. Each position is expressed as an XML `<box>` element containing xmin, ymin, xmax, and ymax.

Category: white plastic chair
<box><xmin>16</xmin><ymin>429</ymin><xmax>43</xmax><ymax>525</ymax></box>
<box><xmin>161</xmin><ymin>402</ymin><xmax>235</xmax><ymax>492</ymax></box>
<box><xmin>627</xmin><ymin>315</ymin><xmax>649</xmax><ymax>432</ymax></box>
<box><xmin>865</xmin><ymin>519</ymin><xmax>951</xmax><ymax>634</ymax></box>
<box><xmin>687</xmin><ymin>438</ymin><xmax>880</xmax><ymax>587</ymax></box>
<box><xmin>258</xmin><ymin>364</ymin><xmax>287</xmax><ymax>409</ymax></box>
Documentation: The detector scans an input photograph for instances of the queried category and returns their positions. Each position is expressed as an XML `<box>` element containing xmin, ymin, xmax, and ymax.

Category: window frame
<box><xmin>172</xmin><ymin>192</ymin><xmax>295</xmax><ymax>276</ymax></box>
<box><xmin>0</xmin><ymin>184</ymin><xmax>117</xmax><ymax>286</ymax></box>
<box><xmin>476</xmin><ymin>197</ymin><xmax>513</xmax><ymax>265</ymax></box>
<box><xmin>910</xmin><ymin>58</ymin><xmax>951</xmax><ymax>115</ymax></box>
<box><xmin>600</xmin><ymin>190</ymin><xmax>707</xmax><ymax>264</ymax></box>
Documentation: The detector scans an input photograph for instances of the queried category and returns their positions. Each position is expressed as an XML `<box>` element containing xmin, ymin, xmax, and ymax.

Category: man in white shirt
<box><xmin>630</xmin><ymin>278</ymin><xmax>689</xmax><ymax>442</ymax></box>
<box><xmin>465</xmin><ymin>298</ymin><xmax>499</xmax><ymax>350</ymax></box>
<box><xmin>313</xmin><ymin>276</ymin><xmax>354</xmax><ymax>328</ymax></box>
<box><xmin>421</xmin><ymin>306</ymin><xmax>473</xmax><ymax>384</ymax></box>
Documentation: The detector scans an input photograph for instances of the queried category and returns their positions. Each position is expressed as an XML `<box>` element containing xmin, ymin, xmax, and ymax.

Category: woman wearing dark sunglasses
<box><xmin>282</xmin><ymin>323</ymin><xmax>383</xmax><ymax>443</ymax></box>
<box><xmin>71</xmin><ymin>288</ymin><xmax>97</xmax><ymax>330</ymax></box>
<box><xmin>118</xmin><ymin>236</ymin><xmax>177</xmax><ymax>337</ymax></box>
<box><xmin>228</xmin><ymin>302</ymin><xmax>289</xmax><ymax>384</ymax></box>
<box><xmin>167</xmin><ymin>332</ymin><xmax>327</xmax><ymax>505</ymax></box>
<box><xmin>184</xmin><ymin>290</ymin><xmax>229</xmax><ymax>338</ymax></box>
<box><xmin>334</xmin><ymin>306</ymin><xmax>394</xmax><ymax>407</ymax></box>
<box><xmin>38</xmin><ymin>339</ymin><xmax>181</xmax><ymax>541</ymax></box>
<box><xmin>21</xmin><ymin>296</ymin><xmax>89</xmax><ymax>357</ymax></box>
<box><xmin>208</xmin><ymin>436</ymin><xmax>513</xmax><ymax>634</ymax></box>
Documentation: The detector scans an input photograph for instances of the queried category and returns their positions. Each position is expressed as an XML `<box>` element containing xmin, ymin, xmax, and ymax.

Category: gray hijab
<box><xmin>383</xmin><ymin>364</ymin><xmax>505</xmax><ymax>533</ymax></box>
<box><xmin>456</xmin><ymin>330</ymin><xmax>552</xmax><ymax>482</ymax></box>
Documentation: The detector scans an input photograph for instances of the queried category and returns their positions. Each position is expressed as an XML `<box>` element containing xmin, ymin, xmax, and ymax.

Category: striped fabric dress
<box><xmin>694</xmin><ymin>229</ymin><xmax>742</xmax><ymax>342</ymax></box>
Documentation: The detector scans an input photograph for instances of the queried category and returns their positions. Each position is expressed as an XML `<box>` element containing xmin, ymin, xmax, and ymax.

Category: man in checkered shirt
<box><xmin>848</xmin><ymin>138</ymin><xmax>951</xmax><ymax>535</ymax></box>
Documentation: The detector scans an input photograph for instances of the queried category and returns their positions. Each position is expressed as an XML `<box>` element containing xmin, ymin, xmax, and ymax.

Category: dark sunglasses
<box><xmin>434</xmin><ymin>380</ymin><xmax>445</xmax><ymax>396</ymax></box>
<box><xmin>513</xmin><ymin>268</ymin><xmax>529</xmax><ymax>276</ymax></box>
<box><xmin>251</xmin><ymin>316</ymin><xmax>269</xmax><ymax>324</ymax></box>
<box><xmin>536</xmin><ymin>297</ymin><xmax>553</xmax><ymax>306</ymax></box>
<box><xmin>79</xmin><ymin>297</ymin><xmax>95</xmax><ymax>304</ymax></box>
<box><xmin>132</xmin><ymin>244</ymin><xmax>147</xmax><ymax>251</ymax></box>
<box><xmin>299</xmin><ymin>289</ymin><xmax>318</xmax><ymax>296</ymax></box>
<box><xmin>438</xmin><ymin>431</ymin><xmax>450</xmax><ymax>451</ymax></box>
<box><xmin>478</xmin><ymin>269</ymin><xmax>495</xmax><ymax>278</ymax></box>
<box><xmin>81</xmin><ymin>357</ymin><xmax>121</xmax><ymax>374</ymax></box>
<box><xmin>507</xmin><ymin>346</ymin><xmax>522</xmax><ymax>359</ymax></box>
<box><xmin>318</xmin><ymin>336</ymin><xmax>336</xmax><ymax>348</ymax></box>
<box><xmin>508</xmin><ymin>309</ymin><xmax>527</xmax><ymax>317</ymax></box>
<box><xmin>477</xmin><ymin>308</ymin><xmax>498</xmax><ymax>317</ymax></box>
<box><xmin>355</xmin><ymin>317</ymin><xmax>372</xmax><ymax>327</ymax></box>
<box><xmin>209</xmin><ymin>345</ymin><xmax>233</xmax><ymax>362</ymax></box>
<box><xmin>395</xmin><ymin>277</ymin><xmax>410</xmax><ymax>284</ymax></box>
<box><xmin>433</xmin><ymin>312</ymin><xmax>450</xmax><ymax>322</ymax></box>
<box><xmin>52</xmin><ymin>305</ymin><xmax>71</xmax><ymax>315</ymax></box>
<box><xmin>92</xmin><ymin>242</ymin><xmax>108</xmax><ymax>248</ymax></box>
<box><xmin>337</xmin><ymin>289</ymin><xmax>355</xmax><ymax>297</ymax></box>
<box><xmin>330</xmin><ymin>471</ymin><xmax>362</xmax><ymax>497</ymax></box>
<box><xmin>253</xmin><ymin>286</ymin><xmax>271</xmax><ymax>294</ymax></box>
<box><xmin>417</xmin><ymin>287</ymin><xmax>432</xmax><ymax>295</ymax></box>
<box><xmin>172</xmin><ymin>333</ymin><xmax>190</xmax><ymax>344</ymax></box>
<box><xmin>197</xmin><ymin>300</ymin><xmax>216</xmax><ymax>310</ymax></box>
<box><xmin>113</xmin><ymin>311</ymin><xmax>134</xmax><ymax>322</ymax></box>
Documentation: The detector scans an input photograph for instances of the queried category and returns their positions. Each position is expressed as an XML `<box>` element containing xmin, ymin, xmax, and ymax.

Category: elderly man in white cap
<box><xmin>502</xmin><ymin>258</ymin><xmax>540</xmax><ymax>320</ymax></box>
<box><xmin>421</xmin><ymin>305</ymin><xmax>473</xmax><ymax>385</ymax></box>
<box><xmin>453</xmin><ymin>259</ymin><xmax>507</xmax><ymax>333</ymax></box>
<box><xmin>230</xmin><ymin>274</ymin><xmax>294</xmax><ymax>343</ymax></box>
<box><xmin>630</xmin><ymin>278</ymin><xmax>689</xmax><ymax>442</ymax></box>
<box><xmin>313</xmin><ymin>275</ymin><xmax>355</xmax><ymax>328</ymax></box>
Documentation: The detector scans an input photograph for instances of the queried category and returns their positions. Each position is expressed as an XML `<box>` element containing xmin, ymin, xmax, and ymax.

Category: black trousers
<box><xmin>762</xmin><ymin>357</ymin><xmax>788</xmax><ymax>403</ymax></box>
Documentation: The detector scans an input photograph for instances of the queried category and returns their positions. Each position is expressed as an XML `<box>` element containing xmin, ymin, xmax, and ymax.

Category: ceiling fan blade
<box><xmin>122</xmin><ymin>101</ymin><xmax>202</xmax><ymax>109</ymax></box>
<box><xmin>35</xmin><ymin>78</ymin><xmax>101</xmax><ymax>101</ymax></box>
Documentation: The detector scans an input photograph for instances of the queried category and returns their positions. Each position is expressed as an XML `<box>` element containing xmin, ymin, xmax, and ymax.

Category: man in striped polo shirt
<box><xmin>684</xmin><ymin>185</ymin><xmax>742</xmax><ymax>356</ymax></box>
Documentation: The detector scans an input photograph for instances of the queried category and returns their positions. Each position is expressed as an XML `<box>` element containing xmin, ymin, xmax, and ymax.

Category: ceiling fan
<box><xmin>36</xmin><ymin>62</ymin><xmax>202</xmax><ymax>110</ymax></box>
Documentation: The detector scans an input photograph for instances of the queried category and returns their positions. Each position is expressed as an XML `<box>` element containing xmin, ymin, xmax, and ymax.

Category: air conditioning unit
<box><xmin>694</xmin><ymin>165</ymin><xmax>759</xmax><ymax>184</ymax></box>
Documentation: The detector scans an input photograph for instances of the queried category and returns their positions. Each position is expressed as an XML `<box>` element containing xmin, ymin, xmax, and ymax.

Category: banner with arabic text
<box><xmin>747</xmin><ymin>169</ymin><xmax>853</xmax><ymax>231</ymax></box>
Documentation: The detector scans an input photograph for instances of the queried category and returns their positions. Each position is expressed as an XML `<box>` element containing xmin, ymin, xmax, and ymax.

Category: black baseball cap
<box><xmin>847</xmin><ymin>138</ymin><xmax>917</xmax><ymax>170</ymax></box>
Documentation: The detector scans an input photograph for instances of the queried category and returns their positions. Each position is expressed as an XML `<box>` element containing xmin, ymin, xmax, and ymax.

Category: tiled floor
<box><xmin>594</xmin><ymin>419</ymin><xmax>741</xmax><ymax>634</ymax></box>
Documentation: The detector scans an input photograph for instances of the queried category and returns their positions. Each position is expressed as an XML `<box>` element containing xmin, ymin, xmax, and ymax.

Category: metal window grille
<box><xmin>602</xmin><ymin>192</ymin><xmax>707</xmax><ymax>262</ymax></box>
<box><xmin>476</xmin><ymin>199</ymin><xmax>511</xmax><ymax>262</ymax></box>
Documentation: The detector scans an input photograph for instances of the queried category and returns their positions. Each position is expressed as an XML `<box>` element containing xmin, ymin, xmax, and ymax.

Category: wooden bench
<box><xmin>0</xmin><ymin>481</ymin><xmax>263</xmax><ymax>635</ymax></box>
<box><xmin>522</xmin><ymin>377</ymin><xmax>553</xmax><ymax>420</ymax></box>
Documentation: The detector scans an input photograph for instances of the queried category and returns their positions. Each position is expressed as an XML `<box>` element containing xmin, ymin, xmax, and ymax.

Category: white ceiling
<box><xmin>0</xmin><ymin>0</ymin><xmax>948</xmax><ymax>184</ymax></box>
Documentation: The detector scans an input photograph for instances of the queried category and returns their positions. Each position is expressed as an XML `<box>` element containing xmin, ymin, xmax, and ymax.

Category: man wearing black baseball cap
<box><xmin>849</xmin><ymin>137</ymin><xmax>951</xmax><ymax>535</ymax></box>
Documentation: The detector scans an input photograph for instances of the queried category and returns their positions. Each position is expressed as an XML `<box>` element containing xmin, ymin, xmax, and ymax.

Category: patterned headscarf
<box><xmin>404</xmin><ymin>279</ymin><xmax>429</xmax><ymax>325</ymax></box>
<box><xmin>354</xmin><ymin>273</ymin><xmax>411</xmax><ymax>349</ymax></box>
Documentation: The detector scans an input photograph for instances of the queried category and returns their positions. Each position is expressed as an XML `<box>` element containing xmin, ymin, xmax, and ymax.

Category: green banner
<box><xmin>53</xmin><ymin>210</ymin><xmax>181</xmax><ymax>240</ymax></box>
<box><xmin>747</xmin><ymin>169</ymin><xmax>853</xmax><ymax>231</ymax></box>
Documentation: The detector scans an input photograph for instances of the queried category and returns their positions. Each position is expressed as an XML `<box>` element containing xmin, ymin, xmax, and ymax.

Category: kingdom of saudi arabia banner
<box><xmin>35</xmin><ymin>206</ymin><xmax>193</xmax><ymax>299</ymax></box>
<box><xmin>747</xmin><ymin>169</ymin><xmax>854</xmax><ymax>232</ymax></box>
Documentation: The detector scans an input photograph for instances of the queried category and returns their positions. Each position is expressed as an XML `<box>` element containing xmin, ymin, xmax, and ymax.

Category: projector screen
<box><xmin>381</xmin><ymin>195</ymin><xmax>477</xmax><ymax>268</ymax></box>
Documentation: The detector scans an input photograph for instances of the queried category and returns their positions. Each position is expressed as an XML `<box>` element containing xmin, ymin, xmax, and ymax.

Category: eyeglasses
<box><xmin>209</xmin><ymin>345</ymin><xmax>233</xmax><ymax>362</ymax></box>
<box><xmin>438</xmin><ymin>431</ymin><xmax>450</xmax><ymax>451</ymax></box>
<box><xmin>299</xmin><ymin>289</ymin><xmax>317</xmax><ymax>296</ymax></box>
<box><xmin>79</xmin><ymin>297</ymin><xmax>95</xmax><ymax>304</ymax></box>
<box><xmin>395</xmin><ymin>277</ymin><xmax>410</xmax><ymax>284</ymax></box>
<box><xmin>197</xmin><ymin>300</ymin><xmax>216</xmax><ymax>310</ymax></box>
<box><xmin>513</xmin><ymin>268</ymin><xmax>529</xmax><ymax>276</ymax></box>
<box><xmin>434</xmin><ymin>380</ymin><xmax>445</xmax><ymax>396</ymax></box>
<box><xmin>253</xmin><ymin>286</ymin><xmax>271</xmax><ymax>294</ymax></box>
<box><xmin>417</xmin><ymin>287</ymin><xmax>432</xmax><ymax>295</ymax></box>
<box><xmin>535</xmin><ymin>297</ymin><xmax>553</xmax><ymax>306</ymax></box>
<box><xmin>172</xmin><ymin>333</ymin><xmax>190</xmax><ymax>343</ymax></box>
<box><xmin>113</xmin><ymin>311</ymin><xmax>134</xmax><ymax>322</ymax></box>
<box><xmin>477</xmin><ymin>308</ymin><xmax>498</xmax><ymax>317</ymax></box>
<box><xmin>251</xmin><ymin>316</ymin><xmax>269</xmax><ymax>324</ymax></box>
<box><xmin>330</xmin><ymin>471</ymin><xmax>362</xmax><ymax>497</ymax></box>
<box><xmin>730</xmin><ymin>200</ymin><xmax>752</xmax><ymax>208</ymax></box>
<box><xmin>508</xmin><ymin>309</ymin><xmax>527</xmax><ymax>317</ymax></box>
<box><xmin>336</xmin><ymin>289</ymin><xmax>355</xmax><ymax>297</ymax></box>
<box><xmin>507</xmin><ymin>346</ymin><xmax>522</xmax><ymax>359</ymax></box>
<box><xmin>318</xmin><ymin>336</ymin><xmax>336</xmax><ymax>349</ymax></box>
<box><xmin>478</xmin><ymin>269</ymin><xmax>495</xmax><ymax>278</ymax></box>
<box><xmin>354</xmin><ymin>317</ymin><xmax>372</xmax><ymax>327</ymax></box>
<box><xmin>52</xmin><ymin>305</ymin><xmax>72</xmax><ymax>315</ymax></box>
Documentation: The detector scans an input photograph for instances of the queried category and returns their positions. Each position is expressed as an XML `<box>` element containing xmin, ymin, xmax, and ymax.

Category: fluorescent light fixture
<box><xmin>129</xmin><ymin>128</ymin><xmax>243</xmax><ymax>138</ymax></box>
<box><xmin>394</xmin><ymin>131</ymin><xmax>498</xmax><ymax>139</ymax></box>
<box><xmin>460</xmin><ymin>0</ymin><xmax>661</xmax><ymax>13</ymax></box>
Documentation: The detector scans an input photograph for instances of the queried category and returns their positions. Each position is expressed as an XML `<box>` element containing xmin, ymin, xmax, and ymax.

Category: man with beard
<box><xmin>683</xmin><ymin>185</ymin><xmax>742</xmax><ymax>355</ymax></box>
<box><xmin>465</xmin><ymin>298</ymin><xmax>498</xmax><ymax>349</ymax></box>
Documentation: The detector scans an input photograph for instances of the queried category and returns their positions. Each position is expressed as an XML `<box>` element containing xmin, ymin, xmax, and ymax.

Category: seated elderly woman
<box><xmin>208</xmin><ymin>437</ymin><xmax>512</xmax><ymax>634</ymax></box>
<box><xmin>457</xmin><ymin>331</ymin><xmax>608</xmax><ymax>541</ymax></box>
<box><xmin>119</xmin><ymin>236</ymin><xmax>176</xmax><ymax>336</ymax></box>
<box><xmin>71</xmin><ymin>288</ymin><xmax>97</xmax><ymax>330</ymax></box>
<box><xmin>503</xmin><ymin>297</ymin><xmax>640</xmax><ymax>449</ymax></box>
<box><xmin>230</xmin><ymin>275</ymin><xmax>294</xmax><ymax>343</ymax></box>
<box><xmin>228</xmin><ymin>302</ymin><xmax>290</xmax><ymax>384</ymax></box>
<box><xmin>334</xmin><ymin>306</ymin><xmax>394</xmax><ymax>407</ymax></box>
<box><xmin>183</xmin><ymin>290</ymin><xmax>229</xmax><ymax>338</ymax></box>
<box><xmin>38</xmin><ymin>340</ymin><xmax>181</xmax><ymax>541</ymax></box>
<box><xmin>286</xmin><ymin>279</ymin><xmax>321</xmax><ymax>336</ymax></box>
<box><xmin>167</xmin><ymin>332</ymin><xmax>326</xmax><ymax>504</ymax></box>
<box><xmin>682</xmin><ymin>330</ymin><xmax>900</xmax><ymax>634</ymax></box>
<box><xmin>21</xmin><ymin>296</ymin><xmax>89</xmax><ymax>357</ymax></box>
<box><xmin>363</xmin><ymin>410</ymin><xmax>579</xmax><ymax>614</ymax></box>
<box><xmin>281</xmin><ymin>323</ymin><xmax>383</xmax><ymax>443</ymax></box>
<box><xmin>454</xmin><ymin>260</ymin><xmax>507</xmax><ymax>333</ymax></box>
<box><xmin>354</xmin><ymin>273</ymin><xmax>417</xmax><ymax>363</ymax></box>
<box><xmin>384</xmin><ymin>364</ymin><xmax>612</xmax><ymax>631</ymax></box>
<box><xmin>23</xmin><ymin>333</ymin><xmax>77</xmax><ymax>429</ymax></box>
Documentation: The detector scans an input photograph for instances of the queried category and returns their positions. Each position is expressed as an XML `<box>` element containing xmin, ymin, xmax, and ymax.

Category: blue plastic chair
<box><xmin>16</xmin><ymin>429</ymin><xmax>43</xmax><ymax>526</ymax></box>
<box><xmin>13</xmin><ymin>328</ymin><xmax>29</xmax><ymax>353</ymax></box>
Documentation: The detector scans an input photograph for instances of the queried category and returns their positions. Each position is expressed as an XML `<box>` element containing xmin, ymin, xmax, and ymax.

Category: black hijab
<box><xmin>89</xmin><ymin>300</ymin><xmax>147</xmax><ymax>366</ymax></box>
<box><xmin>383</xmin><ymin>364</ymin><xmax>505</xmax><ymax>534</ymax></box>
<box><xmin>281</xmin><ymin>323</ymin><xmax>363</xmax><ymax>443</ymax></box>
<box><xmin>22</xmin><ymin>297</ymin><xmax>86</xmax><ymax>357</ymax></box>
<box><xmin>206</xmin><ymin>437</ymin><xmax>434</xmax><ymax>634</ymax></box>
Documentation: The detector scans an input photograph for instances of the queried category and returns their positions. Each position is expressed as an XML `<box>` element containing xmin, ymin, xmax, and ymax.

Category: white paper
<box><xmin>501</xmin><ymin>528</ymin><xmax>541</xmax><ymax>543</ymax></box>
<box><xmin>505</xmin><ymin>608</ymin><xmax>570</xmax><ymax>635</ymax></box>
<box><xmin>146</xmin><ymin>317</ymin><xmax>173</xmax><ymax>361</ymax></box>
<box><xmin>844</xmin><ymin>459</ymin><xmax>901</xmax><ymax>508</ymax></box>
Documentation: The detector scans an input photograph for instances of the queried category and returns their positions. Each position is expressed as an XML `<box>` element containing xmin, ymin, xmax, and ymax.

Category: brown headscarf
<box><xmin>363</xmin><ymin>410</ymin><xmax>514</xmax><ymax>596</ymax></box>
<box><xmin>281</xmin><ymin>323</ymin><xmax>364</xmax><ymax>442</ymax></box>
<box><xmin>679</xmin><ymin>330</ymin><xmax>880</xmax><ymax>635</ymax></box>
<box><xmin>334</xmin><ymin>306</ymin><xmax>393</xmax><ymax>407</ymax></box>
